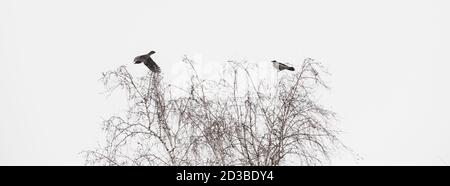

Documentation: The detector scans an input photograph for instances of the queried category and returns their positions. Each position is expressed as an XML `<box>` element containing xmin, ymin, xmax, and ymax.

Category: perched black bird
<box><xmin>134</xmin><ymin>51</ymin><xmax>161</xmax><ymax>73</ymax></box>
<box><xmin>271</xmin><ymin>60</ymin><xmax>295</xmax><ymax>71</ymax></box>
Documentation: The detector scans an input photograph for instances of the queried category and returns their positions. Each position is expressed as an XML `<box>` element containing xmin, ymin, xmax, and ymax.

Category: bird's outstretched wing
<box><xmin>145</xmin><ymin>60</ymin><xmax>161</xmax><ymax>73</ymax></box>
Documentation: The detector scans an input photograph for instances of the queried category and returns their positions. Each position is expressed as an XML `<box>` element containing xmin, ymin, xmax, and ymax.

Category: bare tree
<box><xmin>84</xmin><ymin>57</ymin><xmax>345</xmax><ymax>166</ymax></box>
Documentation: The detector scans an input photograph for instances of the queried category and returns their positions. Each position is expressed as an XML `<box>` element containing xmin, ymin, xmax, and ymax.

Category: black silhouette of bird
<box><xmin>134</xmin><ymin>51</ymin><xmax>161</xmax><ymax>73</ymax></box>
<box><xmin>271</xmin><ymin>60</ymin><xmax>295</xmax><ymax>71</ymax></box>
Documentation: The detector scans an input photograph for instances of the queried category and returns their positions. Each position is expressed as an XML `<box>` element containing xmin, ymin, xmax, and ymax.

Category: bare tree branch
<box><xmin>85</xmin><ymin>57</ymin><xmax>345</xmax><ymax>166</ymax></box>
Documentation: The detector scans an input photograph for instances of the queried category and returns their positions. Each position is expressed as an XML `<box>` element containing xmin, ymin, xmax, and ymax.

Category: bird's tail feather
<box><xmin>288</xmin><ymin>67</ymin><xmax>295</xmax><ymax>71</ymax></box>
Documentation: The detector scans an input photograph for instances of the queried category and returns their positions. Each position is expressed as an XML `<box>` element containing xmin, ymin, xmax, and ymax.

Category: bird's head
<box><xmin>271</xmin><ymin>60</ymin><xmax>277</xmax><ymax>63</ymax></box>
<box><xmin>148</xmin><ymin>51</ymin><xmax>156</xmax><ymax>55</ymax></box>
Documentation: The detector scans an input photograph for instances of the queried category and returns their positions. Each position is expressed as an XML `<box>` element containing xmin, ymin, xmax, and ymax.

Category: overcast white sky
<box><xmin>1</xmin><ymin>0</ymin><xmax>450</xmax><ymax>165</ymax></box>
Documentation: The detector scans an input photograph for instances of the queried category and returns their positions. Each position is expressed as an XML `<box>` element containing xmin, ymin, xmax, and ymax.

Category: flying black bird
<box><xmin>271</xmin><ymin>60</ymin><xmax>295</xmax><ymax>71</ymax></box>
<box><xmin>134</xmin><ymin>51</ymin><xmax>161</xmax><ymax>73</ymax></box>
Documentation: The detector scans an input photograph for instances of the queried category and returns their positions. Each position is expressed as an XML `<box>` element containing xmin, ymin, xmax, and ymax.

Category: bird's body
<box><xmin>271</xmin><ymin>60</ymin><xmax>295</xmax><ymax>71</ymax></box>
<box><xmin>134</xmin><ymin>51</ymin><xmax>161</xmax><ymax>73</ymax></box>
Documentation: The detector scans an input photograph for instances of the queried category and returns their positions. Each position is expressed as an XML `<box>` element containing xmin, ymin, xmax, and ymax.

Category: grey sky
<box><xmin>1</xmin><ymin>0</ymin><xmax>449</xmax><ymax>165</ymax></box>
